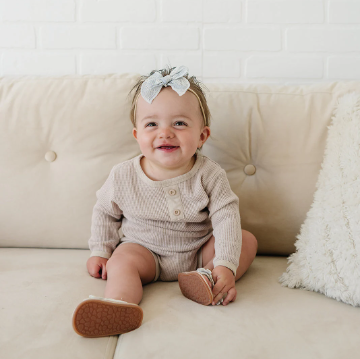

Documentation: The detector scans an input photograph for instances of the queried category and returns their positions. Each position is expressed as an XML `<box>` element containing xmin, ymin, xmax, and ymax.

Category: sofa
<box><xmin>1</xmin><ymin>73</ymin><xmax>359</xmax><ymax>359</ymax></box>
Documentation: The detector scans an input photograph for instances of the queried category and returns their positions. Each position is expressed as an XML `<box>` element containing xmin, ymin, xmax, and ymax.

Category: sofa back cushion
<box><xmin>0</xmin><ymin>75</ymin><xmax>359</xmax><ymax>254</ymax></box>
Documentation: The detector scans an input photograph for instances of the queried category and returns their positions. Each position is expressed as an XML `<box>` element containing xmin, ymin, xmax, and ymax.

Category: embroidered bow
<box><xmin>140</xmin><ymin>65</ymin><xmax>191</xmax><ymax>104</ymax></box>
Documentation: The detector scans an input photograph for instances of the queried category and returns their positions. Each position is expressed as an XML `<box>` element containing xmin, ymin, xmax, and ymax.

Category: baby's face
<box><xmin>133</xmin><ymin>87</ymin><xmax>210</xmax><ymax>171</ymax></box>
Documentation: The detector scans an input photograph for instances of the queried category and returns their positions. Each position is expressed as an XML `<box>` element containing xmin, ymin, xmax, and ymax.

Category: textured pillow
<box><xmin>278</xmin><ymin>92</ymin><xmax>360</xmax><ymax>307</ymax></box>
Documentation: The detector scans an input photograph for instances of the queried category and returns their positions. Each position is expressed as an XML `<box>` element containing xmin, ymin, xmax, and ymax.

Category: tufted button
<box><xmin>168</xmin><ymin>189</ymin><xmax>177</xmax><ymax>196</ymax></box>
<box><xmin>174</xmin><ymin>209</ymin><xmax>181</xmax><ymax>216</ymax></box>
<box><xmin>244</xmin><ymin>164</ymin><xmax>256</xmax><ymax>176</ymax></box>
<box><xmin>45</xmin><ymin>151</ymin><xmax>57</xmax><ymax>162</ymax></box>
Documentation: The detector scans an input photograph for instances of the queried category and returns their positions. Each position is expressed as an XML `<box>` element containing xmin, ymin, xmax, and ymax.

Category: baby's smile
<box><xmin>156</xmin><ymin>145</ymin><xmax>179</xmax><ymax>152</ymax></box>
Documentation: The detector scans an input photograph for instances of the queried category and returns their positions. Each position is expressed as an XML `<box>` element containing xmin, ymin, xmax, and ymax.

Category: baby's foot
<box><xmin>178</xmin><ymin>268</ymin><xmax>215</xmax><ymax>306</ymax></box>
<box><xmin>72</xmin><ymin>295</ymin><xmax>143</xmax><ymax>337</ymax></box>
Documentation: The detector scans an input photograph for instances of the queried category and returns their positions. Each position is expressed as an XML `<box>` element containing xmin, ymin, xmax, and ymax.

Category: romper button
<box><xmin>168</xmin><ymin>189</ymin><xmax>176</xmax><ymax>196</ymax></box>
<box><xmin>174</xmin><ymin>209</ymin><xmax>181</xmax><ymax>216</ymax></box>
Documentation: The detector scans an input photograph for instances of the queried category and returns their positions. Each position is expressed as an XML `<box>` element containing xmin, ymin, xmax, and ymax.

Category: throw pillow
<box><xmin>278</xmin><ymin>92</ymin><xmax>360</xmax><ymax>307</ymax></box>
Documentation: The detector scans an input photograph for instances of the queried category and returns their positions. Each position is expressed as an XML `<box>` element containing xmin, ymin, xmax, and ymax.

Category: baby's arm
<box><xmin>206</xmin><ymin>168</ymin><xmax>242</xmax><ymax>276</ymax></box>
<box><xmin>206</xmin><ymin>168</ymin><xmax>242</xmax><ymax>303</ymax></box>
<box><xmin>87</xmin><ymin>166</ymin><xmax>123</xmax><ymax>278</ymax></box>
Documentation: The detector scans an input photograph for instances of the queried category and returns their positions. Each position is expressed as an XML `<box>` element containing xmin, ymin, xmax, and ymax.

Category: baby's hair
<box><xmin>127</xmin><ymin>65</ymin><xmax>212</xmax><ymax>130</ymax></box>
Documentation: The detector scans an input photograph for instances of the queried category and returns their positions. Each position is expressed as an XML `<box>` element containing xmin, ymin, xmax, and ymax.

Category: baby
<box><xmin>72</xmin><ymin>65</ymin><xmax>258</xmax><ymax>338</ymax></box>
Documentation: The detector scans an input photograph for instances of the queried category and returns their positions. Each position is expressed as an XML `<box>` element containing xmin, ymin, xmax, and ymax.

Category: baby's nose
<box><xmin>159</xmin><ymin>127</ymin><xmax>174</xmax><ymax>138</ymax></box>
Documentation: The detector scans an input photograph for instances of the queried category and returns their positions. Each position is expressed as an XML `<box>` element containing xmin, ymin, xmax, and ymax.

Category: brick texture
<box><xmin>0</xmin><ymin>0</ymin><xmax>358</xmax><ymax>81</ymax></box>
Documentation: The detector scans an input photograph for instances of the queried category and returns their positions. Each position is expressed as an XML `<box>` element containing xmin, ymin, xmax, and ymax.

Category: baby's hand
<box><xmin>87</xmin><ymin>256</ymin><xmax>108</xmax><ymax>280</ymax></box>
<box><xmin>211</xmin><ymin>266</ymin><xmax>237</xmax><ymax>306</ymax></box>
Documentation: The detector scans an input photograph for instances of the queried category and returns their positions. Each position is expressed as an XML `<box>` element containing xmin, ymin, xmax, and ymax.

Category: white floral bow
<box><xmin>140</xmin><ymin>65</ymin><xmax>191</xmax><ymax>104</ymax></box>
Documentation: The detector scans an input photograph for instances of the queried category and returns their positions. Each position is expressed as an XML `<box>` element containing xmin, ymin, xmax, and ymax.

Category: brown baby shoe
<box><xmin>72</xmin><ymin>295</ymin><xmax>143</xmax><ymax>338</ymax></box>
<box><xmin>178</xmin><ymin>268</ymin><xmax>224</xmax><ymax>306</ymax></box>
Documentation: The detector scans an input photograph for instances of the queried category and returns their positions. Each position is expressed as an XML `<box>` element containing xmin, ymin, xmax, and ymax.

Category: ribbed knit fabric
<box><xmin>88</xmin><ymin>152</ymin><xmax>242</xmax><ymax>277</ymax></box>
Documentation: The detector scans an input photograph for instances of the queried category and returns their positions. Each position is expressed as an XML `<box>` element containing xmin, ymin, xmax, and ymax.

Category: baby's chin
<box><xmin>148</xmin><ymin>151</ymin><xmax>195</xmax><ymax>165</ymax></box>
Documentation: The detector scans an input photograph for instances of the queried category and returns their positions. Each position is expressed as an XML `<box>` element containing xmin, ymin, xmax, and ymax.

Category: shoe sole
<box><xmin>72</xmin><ymin>299</ymin><xmax>143</xmax><ymax>338</ymax></box>
<box><xmin>178</xmin><ymin>272</ymin><xmax>213</xmax><ymax>306</ymax></box>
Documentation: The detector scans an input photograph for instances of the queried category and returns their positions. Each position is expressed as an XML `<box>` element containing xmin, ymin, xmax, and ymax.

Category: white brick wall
<box><xmin>0</xmin><ymin>0</ymin><xmax>359</xmax><ymax>83</ymax></box>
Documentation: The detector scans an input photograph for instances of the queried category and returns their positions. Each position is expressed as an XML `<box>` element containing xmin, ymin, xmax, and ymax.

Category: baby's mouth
<box><xmin>156</xmin><ymin>146</ymin><xmax>179</xmax><ymax>152</ymax></box>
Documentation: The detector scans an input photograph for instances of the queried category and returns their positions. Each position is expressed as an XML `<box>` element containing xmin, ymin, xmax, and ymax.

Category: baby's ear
<box><xmin>132</xmin><ymin>127</ymin><xmax>138</xmax><ymax>139</ymax></box>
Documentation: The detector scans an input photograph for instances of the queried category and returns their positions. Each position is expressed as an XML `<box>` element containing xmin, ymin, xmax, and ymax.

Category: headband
<box><xmin>133</xmin><ymin>65</ymin><xmax>206</xmax><ymax>124</ymax></box>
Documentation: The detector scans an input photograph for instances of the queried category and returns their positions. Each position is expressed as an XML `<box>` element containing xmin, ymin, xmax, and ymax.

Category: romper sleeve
<box><xmin>206</xmin><ymin>168</ymin><xmax>242</xmax><ymax>277</ymax></box>
<box><xmin>88</xmin><ymin>166</ymin><xmax>123</xmax><ymax>259</ymax></box>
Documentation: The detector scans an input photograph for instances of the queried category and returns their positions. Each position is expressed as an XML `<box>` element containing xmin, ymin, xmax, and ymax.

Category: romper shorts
<box><xmin>147</xmin><ymin>246</ymin><xmax>204</xmax><ymax>282</ymax></box>
<box><xmin>117</xmin><ymin>237</ymin><xmax>205</xmax><ymax>282</ymax></box>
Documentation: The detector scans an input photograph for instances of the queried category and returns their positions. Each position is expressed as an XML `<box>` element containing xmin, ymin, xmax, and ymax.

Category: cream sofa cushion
<box><xmin>2</xmin><ymin>249</ymin><xmax>359</xmax><ymax>359</ymax></box>
<box><xmin>279</xmin><ymin>92</ymin><xmax>360</xmax><ymax>307</ymax></box>
<box><xmin>1</xmin><ymin>75</ymin><xmax>360</xmax><ymax>256</ymax></box>
<box><xmin>114</xmin><ymin>255</ymin><xmax>360</xmax><ymax>359</ymax></box>
<box><xmin>0</xmin><ymin>248</ymin><xmax>118</xmax><ymax>359</ymax></box>
<box><xmin>0</xmin><ymin>74</ymin><xmax>139</xmax><ymax>250</ymax></box>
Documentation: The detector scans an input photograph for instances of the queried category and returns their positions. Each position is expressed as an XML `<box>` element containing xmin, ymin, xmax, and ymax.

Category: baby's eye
<box><xmin>175</xmin><ymin>121</ymin><xmax>187</xmax><ymax>126</ymax></box>
<box><xmin>145</xmin><ymin>122</ymin><xmax>157</xmax><ymax>127</ymax></box>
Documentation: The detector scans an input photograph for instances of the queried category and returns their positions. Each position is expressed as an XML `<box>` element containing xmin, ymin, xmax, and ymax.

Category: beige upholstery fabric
<box><xmin>0</xmin><ymin>248</ymin><xmax>118</xmax><ymax>359</ymax></box>
<box><xmin>0</xmin><ymin>74</ymin><xmax>140</xmax><ymax>250</ymax></box>
<box><xmin>2</xmin><ymin>249</ymin><xmax>359</xmax><ymax>359</ymax></box>
<box><xmin>1</xmin><ymin>75</ymin><xmax>360</xmax><ymax>255</ymax></box>
<box><xmin>202</xmin><ymin>81</ymin><xmax>360</xmax><ymax>255</ymax></box>
<box><xmin>114</xmin><ymin>255</ymin><xmax>360</xmax><ymax>359</ymax></box>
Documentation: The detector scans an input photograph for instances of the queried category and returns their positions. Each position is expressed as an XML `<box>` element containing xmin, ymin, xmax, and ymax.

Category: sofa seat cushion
<box><xmin>3</xmin><ymin>249</ymin><xmax>359</xmax><ymax>358</ymax></box>
<box><xmin>0</xmin><ymin>248</ymin><xmax>118</xmax><ymax>359</ymax></box>
<box><xmin>114</xmin><ymin>256</ymin><xmax>360</xmax><ymax>359</ymax></box>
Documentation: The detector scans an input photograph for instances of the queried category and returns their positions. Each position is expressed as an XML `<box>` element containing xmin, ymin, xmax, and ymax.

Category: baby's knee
<box><xmin>249</xmin><ymin>233</ymin><xmax>258</xmax><ymax>252</ymax></box>
<box><xmin>106</xmin><ymin>244</ymin><xmax>145</xmax><ymax>272</ymax></box>
<box><xmin>243</xmin><ymin>230</ymin><xmax>258</xmax><ymax>254</ymax></box>
<box><xmin>106</xmin><ymin>251</ymin><xmax>133</xmax><ymax>272</ymax></box>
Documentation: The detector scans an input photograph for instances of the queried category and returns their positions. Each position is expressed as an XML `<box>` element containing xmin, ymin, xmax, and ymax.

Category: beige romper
<box><xmin>88</xmin><ymin>151</ymin><xmax>242</xmax><ymax>282</ymax></box>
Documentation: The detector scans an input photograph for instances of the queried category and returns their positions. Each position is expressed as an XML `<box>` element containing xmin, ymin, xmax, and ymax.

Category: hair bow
<box><xmin>140</xmin><ymin>65</ymin><xmax>190</xmax><ymax>104</ymax></box>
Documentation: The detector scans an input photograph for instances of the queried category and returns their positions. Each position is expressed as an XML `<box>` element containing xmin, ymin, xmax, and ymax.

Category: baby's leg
<box><xmin>178</xmin><ymin>230</ymin><xmax>258</xmax><ymax>306</ymax></box>
<box><xmin>105</xmin><ymin>242</ymin><xmax>157</xmax><ymax>305</ymax></box>
<box><xmin>72</xmin><ymin>243</ymin><xmax>156</xmax><ymax>338</ymax></box>
<box><xmin>202</xmin><ymin>230</ymin><xmax>258</xmax><ymax>282</ymax></box>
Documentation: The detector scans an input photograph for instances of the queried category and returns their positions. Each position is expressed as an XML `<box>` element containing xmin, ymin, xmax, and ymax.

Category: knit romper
<box><xmin>88</xmin><ymin>152</ymin><xmax>242</xmax><ymax>282</ymax></box>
